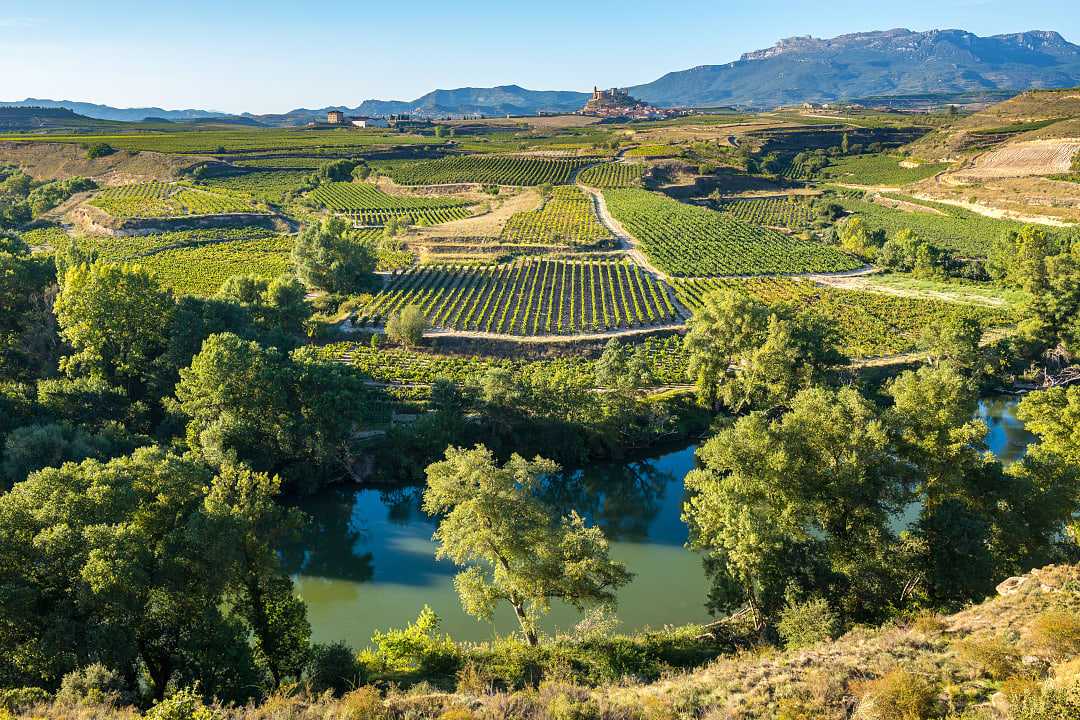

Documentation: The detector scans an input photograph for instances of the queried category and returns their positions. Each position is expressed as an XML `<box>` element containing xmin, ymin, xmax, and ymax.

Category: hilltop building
<box><xmin>580</xmin><ymin>86</ymin><xmax>679</xmax><ymax>120</ymax></box>
<box><xmin>327</xmin><ymin>110</ymin><xmax>346</xmax><ymax>124</ymax></box>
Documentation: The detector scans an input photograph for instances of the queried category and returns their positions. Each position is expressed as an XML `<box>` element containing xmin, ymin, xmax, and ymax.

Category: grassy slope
<box><xmin>10</xmin><ymin>564</ymin><xmax>1079</xmax><ymax>719</ymax></box>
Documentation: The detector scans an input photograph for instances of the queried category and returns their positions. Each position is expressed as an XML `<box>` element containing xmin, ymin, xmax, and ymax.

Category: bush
<box><xmin>1029</xmin><ymin>609</ymin><xmax>1080</xmax><ymax>661</ymax></box>
<box><xmin>0</xmin><ymin>687</ymin><xmax>50</xmax><ymax>712</ymax></box>
<box><xmin>84</xmin><ymin>142</ymin><xmax>116</xmax><ymax>159</ymax></box>
<box><xmin>777</xmin><ymin>595</ymin><xmax>838</xmax><ymax>650</ymax></box>
<box><xmin>543</xmin><ymin>688</ymin><xmax>600</xmax><ymax>720</ymax></box>
<box><xmin>57</xmin><ymin>663</ymin><xmax>128</xmax><ymax>706</ymax></box>
<box><xmin>307</xmin><ymin>641</ymin><xmax>363</xmax><ymax>696</ymax></box>
<box><xmin>386</xmin><ymin>305</ymin><xmax>427</xmax><ymax>347</ymax></box>
<box><xmin>340</xmin><ymin>686</ymin><xmax>389</xmax><ymax>720</ymax></box>
<box><xmin>369</xmin><ymin>606</ymin><xmax>461</xmax><ymax>676</ymax></box>
<box><xmin>857</xmin><ymin>669</ymin><xmax>938</xmax><ymax>720</ymax></box>
<box><xmin>1010</xmin><ymin>674</ymin><xmax>1080</xmax><ymax>719</ymax></box>
<box><xmin>953</xmin><ymin>636</ymin><xmax>1020</xmax><ymax>680</ymax></box>
<box><xmin>144</xmin><ymin>687</ymin><xmax>221</xmax><ymax>720</ymax></box>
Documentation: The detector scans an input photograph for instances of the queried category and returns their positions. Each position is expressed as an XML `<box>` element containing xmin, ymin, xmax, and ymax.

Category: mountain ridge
<box><xmin>5</xmin><ymin>28</ymin><xmax>1080</xmax><ymax>123</ymax></box>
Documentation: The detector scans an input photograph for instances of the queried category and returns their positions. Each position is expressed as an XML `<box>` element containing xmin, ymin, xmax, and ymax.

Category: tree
<box><xmin>919</xmin><ymin>314</ymin><xmax>985</xmax><ymax>376</ymax></box>
<box><xmin>838</xmin><ymin>216</ymin><xmax>885</xmax><ymax>260</ymax></box>
<box><xmin>0</xmin><ymin>448</ymin><xmax>296</xmax><ymax>701</ymax></box>
<box><xmin>292</xmin><ymin>216</ymin><xmax>376</xmax><ymax>294</ymax></box>
<box><xmin>683</xmin><ymin>386</ymin><xmax>904</xmax><ymax>626</ymax></box>
<box><xmin>386</xmin><ymin>304</ymin><xmax>427</xmax><ymax>347</ymax></box>
<box><xmin>683</xmin><ymin>289</ymin><xmax>842</xmax><ymax>412</ymax></box>
<box><xmin>53</xmin><ymin>262</ymin><xmax>174</xmax><ymax>399</ymax></box>
<box><xmin>217</xmin><ymin>274</ymin><xmax>310</xmax><ymax>340</ymax></box>
<box><xmin>422</xmin><ymin>445</ymin><xmax>632</xmax><ymax>645</ymax></box>
<box><xmin>0</xmin><ymin>232</ymin><xmax>57</xmax><ymax>379</ymax></box>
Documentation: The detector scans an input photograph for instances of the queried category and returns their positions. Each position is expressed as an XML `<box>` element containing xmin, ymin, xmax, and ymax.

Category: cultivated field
<box><xmin>578</xmin><ymin>162</ymin><xmax>645</xmax><ymax>188</ymax></box>
<box><xmin>305</xmin><ymin>182</ymin><xmax>475</xmax><ymax>226</ymax></box>
<box><xmin>713</xmin><ymin>196</ymin><xmax>813</xmax><ymax>229</ymax></box>
<box><xmin>386</xmin><ymin>155</ymin><xmax>595</xmax><ymax>186</ymax></box>
<box><xmin>89</xmin><ymin>181</ymin><xmax>263</xmax><ymax>218</ymax></box>
<box><xmin>356</xmin><ymin>258</ymin><xmax>682</xmax><ymax>336</ymax></box>
<box><xmin>954</xmin><ymin>138</ymin><xmax>1080</xmax><ymax>179</ymax></box>
<box><xmin>500</xmin><ymin>186</ymin><xmax>611</xmax><ymax>247</ymax></box>
<box><xmin>604</xmin><ymin>189</ymin><xmax>859</xmax><ymax>276</ymax></box>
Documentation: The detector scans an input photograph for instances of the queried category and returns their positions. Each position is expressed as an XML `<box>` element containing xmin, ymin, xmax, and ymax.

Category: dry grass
<box><xmin>8</xmin><ymin>565</ymin><xmax>1080</xmax><ymax>720</ymax></box>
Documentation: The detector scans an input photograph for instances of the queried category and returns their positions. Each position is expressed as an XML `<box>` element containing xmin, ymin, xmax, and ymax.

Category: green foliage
<box><xmin>387</xmin><ymin>155</ymin><xmax>594</xmax><ymax>186</ymax></box>
<box><xmin>57</xmin><ymin>663</ymin><xmax>128</xmax><ymax>707</ymax></box>
<box><xmin>838</xmin><ymin>215</ymin><xmax>886</xmax><ymax>259</ymax></box>
<box><xmin>856</xmin><ymin>669</ymin><xmax>939</xmax><ymax>720</ymax></box>
<box><xmin>953</xmin><ymin>636</ymin><xmax>1020</xmax><ymax>680</ymax></box>
<box><xmin>818</xmin><ymin>154</ymin><xmax>948</xmax><ymax>185</ymax></box>
<box><xmin>423</xmin><ymin>445</ymin><xmax>632</xmax><ymax>645</ymax></box>
<box><xmin>306</xmin><ymin>642</ymin><xmax>363</xmax><ymax>696</ymax></box>
<box><xmin>385</xmin><ymin>304</ymin><xmax>427</xmax><ymax>347</ymax></box>
<box><xmin>578</xmin><ymin>163</ymin><xmax>644</xmax><ymax>188</ymax></box>
<box><xmin>777</xmin><ymin>592</ymin><xmax>839</xmax><ymax>649</ymax></box>
<box><xmin>368</xmin><ymin>606</ymin><xmax>461</xmax><ymax>676</ymax></box>
<box><xmin>501</xmin><ymin>186</ymin><xmax>611</xmax><ymax>247</ymax></box>
<box><xmin>84</xmin><ymin>142</ymin><xmax>115</xmax><ymax>159</ymax></box>
<box><xmin>54</xmin><ymin>261</ymin><xmax>174</xmax><ymax>398</ymax></box>
<box><xmin>714</xmin><ymin>196</ymin><xmax>813</xmax><ymax>230</ymax></box>
<box><xmin>355</xmin><ymin>258</ymin><xmax>679</xmax><ymax>336</ymax></box>
<box><xmin>605</xmin><ymin>189</ymin><xmax>859</xmax><ymax>276</ymax></box>
<box><xmin>1029</xmin><ymin>610</ymin><xmax>1080</xmax><ymax>661</ymax></box>
<box><xmin>292</xmin><ymin>216</ymin><xmax>377</xmax><ymax>293</ymax></box>
<box><xmin>89</xmin><ymin>182</ymin><xmax>260</xmax><ymax>218</ymax></box>
<box><xmin>144</xmin><ymin>687</ymin><xmax>222</xmax><ymax>720</ymax></box>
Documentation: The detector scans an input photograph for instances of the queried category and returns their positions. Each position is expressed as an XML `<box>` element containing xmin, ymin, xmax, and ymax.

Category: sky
<box><xmin>1</xmin><ymin>0</ymin><xmax>1078</xmax><ymax>114</ymax></box>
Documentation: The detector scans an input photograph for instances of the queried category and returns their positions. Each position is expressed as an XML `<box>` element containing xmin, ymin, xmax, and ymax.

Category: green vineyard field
<box><xmin>386</xmin><ymin>155</ymin><xmax>595</xmax><ymax>186</ymax></box>
<box><xmin>500</xmin><ymin>187</ymin><xmax>612</xmax><ymax>247</ymax></box>
<box><xmin>624</xmin><ymin>144</ymin><xmax>679</xmax><ymax>158</ymax></box>
<box><xmin>89</xmin><ymin>182</ymin><xmax>262</xmax><ymax>218</ymax></box>
<box><xmin>604</xmin><ymin>189</ymin><xmax>859</xmax><ymax>276</ymax></box>
<box><xmin>673</xmin><ymin>276</ymin><xmax>1013</xmax><ymax>357</ymax></box>
<box><xmin>578</xmin><ymin>162</ymin><xmax>645</xmax><ymax>188</ymax></box>
<box><xmin>356</xmin><ymin>258</ymin><xmax>682</xmax><ymax>335</ymax></box>
<box><xmin>714</xmin><ymin>196</ymin><xmax>813</xmax><ymax>229</ymax></box>
<box><xmin>78</xmin><ymin>228</ymin><xmax>291</xmax><ymax>296</ymax></box>
<box><xmin>306</xmin><ymin>182</ymin><xmax>474</xmax><ymax>226</ymax></box>
<box><xmin>201</xmin><ymin>171</ymin><xmax>311</xmax><ymax>203</ymax></box>
<box><xmin>818</xmin><ymin>154</ymin><xmax>949</xmax><ymax>186</ymax></box>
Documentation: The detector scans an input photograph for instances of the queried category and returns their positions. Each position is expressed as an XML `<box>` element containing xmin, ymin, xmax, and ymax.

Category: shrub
<box><xmin>85</xmin><ymin>142</ymin><xmax>116</xmax><ymax>159</ymax></box>
<box><xmin>57</xmin><ymin>663</ymin><xmax>128</xmax><ymax>706</ymax></box>
<box><xmin>386</xmin><ymin>304</ymin><xmax>427</xmax><ymax>347</ymax></box>
<box><xmin>911</xmin><ymin>612</ymin><xmax>948</xmax><ymax>636</ymax></box>
<box><xmin>144</xmin><ymin>687</ymin><xmax>221</xmax><ymax>720</ymax></box>
<box><xmin>543</xmin><ymin>688</ymin><xmax>600</xmax><ymax>720</ymax></box>
<box><xmin>1010</xmin><ymin>674</ymin><xmax>1080</xmax><ymax>719</ymax></box>
<box><xmin>953</xmin><ymin>636</ymin><xmax>1020</xmax><ymax>680</ymax></box>
<box><xmin>341</xmin><ymin>686</ymin><xmax>389</xmax><ymax>720</ymax></box>
<box><xmin>857</xmin><ymin>669</ymin><xmax>938</xmax><ymax>720</ymax></box>
<box><xmin>306</xmin><ymin>641</ymin><xmax>363</xmax><ymax>695</ymax></box>
<box><xmin>777</xmin><ymin>595</ymin><xmax>838</xmax><ymax>650</ymax></box>
<box><xmin>437</xmin><ymin>709</ymin><xmax>478</xmax><ymax>720</ymax></box>
<box><xmin>1029</xmin><ymin>609</ymin><xmax>1080</xmax><ymax>661</ymax></box>
<box><xmin>0</xmin><ymin>687</ymin><xmax>50</xmax><ymax>712</ymax></box>
<box><xmin>369</xmin><ymin>605</ymin><xmax>461</xmax><ymax>676</ymax></box>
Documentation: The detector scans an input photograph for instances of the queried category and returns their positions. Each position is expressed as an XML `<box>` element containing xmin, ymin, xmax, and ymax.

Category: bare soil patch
<box><xmin>410</xmin><ymin>188</ymin><xmax>542</xmax><ymax>239</ymax></box>
<box><xmin>953</xmin><ymin>138</ymin><xmax>1080</xmax><ymax>179</ymax></box>
<box><xmin>0</xmin><ymin>141</ymin><xmax>206</xmax><ymax>183</ymax></box>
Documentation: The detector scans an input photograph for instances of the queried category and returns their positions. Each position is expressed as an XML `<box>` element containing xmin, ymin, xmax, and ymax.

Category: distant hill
<box><xmin>0</xmin><ymin>98</ymin><xmax>233</xmax><ymax>123</ymax></box>
<box><xmin>630</xmin><ymin>29</ymin><xmax>1080</xmax><ymax>108</ymax></box>
<box><xmin>0</xmin><ymin>105</ymin><xmax>116</xmax><ymax>131</ymax></box>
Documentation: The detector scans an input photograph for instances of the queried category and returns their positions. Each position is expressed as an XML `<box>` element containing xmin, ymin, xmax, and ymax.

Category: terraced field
<box><xmin>578</xmin><ymin>162</ymin><xmax>645</xmax><ymax>188</ymax></box>
<box><xmin>714</xmin><ymin>196</ymin><xmax>813</xmax><ymax>229</ymax></box>
<box><xmin>77</xmin><ymin>228</ymin><xmax>291</xmax><ymax>296</ymax></box>
<box><xmin>306</xmin><ymin>182</ymin><xmax>474</xmax><ymax>226</ymax></box>
<box><xmin>386</xmin><ymin>155</ymin><xmax>595</xmax><ymax>186</ymax></box>
<box><xmin>201</xmin><ymin>171</ymin><xmax>311</xmax><ymax>203</ymax></box>
<box><xmin>356</xmin><ymin>258</ymin><xmax>682</xmax><ymax>336</ymax></box>
<box><xmin>500</xmin><ymin>187</ymin><xmax>611</xmax><ymax>247</ymax></box>
<box><xmin>673</xmin><ymin>276</ymin><xmax>1013</xmax><ymax>357</ymax></box>
<box><xmin>89</xmin><ymin>182</ymin><xmax>263</xmax><ymax>218</ymax></box>
<box><xmin>604</xmin><ymin>189</ymin><xmax>859</xmax><ymax>276</ymax></box>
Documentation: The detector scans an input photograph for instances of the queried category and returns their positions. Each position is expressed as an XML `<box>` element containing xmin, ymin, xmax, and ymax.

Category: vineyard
<box><xmin>385</xmin><ymin>155</ymin><xmax>595</xmax><ymax>186</ymax></box>
<box><xmin>355</xmin><ymin>258</ymin><xmax>683</xmax><ymax>336</ymax></box>
<box><xmin>578</xmin><ymin>162</ymin><xmax>645</xmax><ymax>188</ymax></box>
<box><xmin>714</xmin><ymin>196</ymin><xmax>813</xmax><ymax>229</ymax></box>
<box><xmin>77</xmin><ymin>228</ymin><xmax>292</xmax><ymax>296</ymax></box>
<box><xmin>89</xmin><ymin>182</ymin><xmax>262</xmax><ymax>218</ymax></box>
<box><xmin>817</xmin><ymin>154</ymin><xmax>949</xmax><ymax>185</ymax></box>
<box><xmin>305</xmin><ymin>182</ymin><xmax>474</xmax><ymax>226</ymax></box>
<box><xmin>624</xmin><ymin>144</ymin><xmax>679</xmax><ymax>158</ymax></box>
<box><xmin>604</xmin><ymin>189</ymin><xmax>860</xmax><ymax>276</ymax></box>
<box><xmin>500</xmin><ymin>187</ymin><xmax>612</xmax><ymax>247</ymax></box>
<box><xmin>673</xmin><ymin>276</ymin><xmax>1013</xmax><ymax>357</ymax></box>
<box><xmin>834</xmin><ymin>194</ymin><xmax>1030</xmax><ymax>257</ymax></box>
<box><xmin>201</xmin><ymin>171</ymin><xmax>311</xmax><ymax>203</ymax></box>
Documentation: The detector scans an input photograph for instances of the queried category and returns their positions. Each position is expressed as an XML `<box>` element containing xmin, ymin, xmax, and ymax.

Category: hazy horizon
<box><xmin>3</xmin><ymin>0</ymin><xmax>1079</xmax><ymax>115</ymax></box>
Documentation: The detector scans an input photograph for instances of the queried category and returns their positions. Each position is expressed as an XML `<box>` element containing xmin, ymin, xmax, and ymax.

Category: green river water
<box><xmin>283</xmin><ymin>395</ymin><xmax>1035</xmax><ymax>647</ymax></box>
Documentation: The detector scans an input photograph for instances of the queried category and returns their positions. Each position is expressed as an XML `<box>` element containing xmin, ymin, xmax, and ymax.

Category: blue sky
<box><xmin>1</xmin><ymin>0</ymin><xmax>1077</xmax><ymax>114</ymax></box>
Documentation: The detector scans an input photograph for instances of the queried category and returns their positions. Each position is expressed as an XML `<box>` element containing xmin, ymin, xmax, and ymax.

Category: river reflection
<box><xmin>287</xmin><ymin>395</ymin><xmax>1031</xmax><ymax>647</ymax></box>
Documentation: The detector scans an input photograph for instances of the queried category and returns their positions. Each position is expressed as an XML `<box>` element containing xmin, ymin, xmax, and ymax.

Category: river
<box><xmin>283</xmin><ymin>395</ymin><xmax>1035</xmax><ymax>647</ymax></box>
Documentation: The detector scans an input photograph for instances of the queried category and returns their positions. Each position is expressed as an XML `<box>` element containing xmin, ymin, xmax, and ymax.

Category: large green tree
<box><xmin>291</xmin><ymin>216</ymin><xmax>376</xmax><ymax>294</ymax></box>
<box><xmin>423</xmin><ymin>445</ymin><xmax>632</xmax><ymax>645</ymax></box>
<box><xmin>0</xmin><ymin>448</ymin><xmax>306</xmax><ymax>700</ymax></box>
